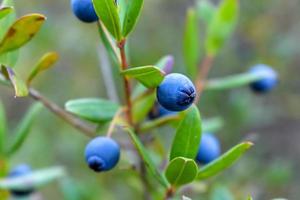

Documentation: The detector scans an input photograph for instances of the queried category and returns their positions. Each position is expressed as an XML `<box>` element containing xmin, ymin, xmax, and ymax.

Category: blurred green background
<box><xmin>1</xmin><ymin>0</ymin><xmax>300</xmax><ymax>199</ymax></box>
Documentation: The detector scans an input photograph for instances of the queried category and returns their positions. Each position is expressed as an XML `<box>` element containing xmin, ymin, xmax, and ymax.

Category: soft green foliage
<box><xmin>196</xmin><ymin>0</ymin><xmax>216</xmax><ymax>24</ymax></box>
<box><xmin>210</xmin><ymin>185</ymin><xmax>234</xmax><ymax>200</ymax></box>
<box><xmin>1</xmin><ymin>66</ymin><xmax>28</xmax><ymax>97</ymax></box>
<box><xmin>0</xmin><ymin>102</ymin><xmax>6</xmax><ymax>154</ymax></box>
<box><xmin>170</xmin><ymin>105</ymin><xmax>202</xmax><ymax>160</ymax></box>
<box><xmin>197</xmin><ymin>142</ymin><xmax>253</xmax><ymax>179</ymax></box>
<box><xmin>65</xmin><ymin>98</ymin><xmax>119</xmax><ymax>123</ymax></box>
<box><xmin>165</xmin><ymin>157</ymin><xmax>198</xmax><ymax>187</ymax></box>
<box><xmin>126</xmin><ymin>128</ymin><xmax>169</xmax><ymax>188</ymax></box>
<box><xmin>121</xmin><ymin>0</ymin><xmax>144</xmax><ymax>37</ymax></box>
<box><xmin>0</xmin><ymin>14</ymin><xmax>46</xmax><ymax>54</ymax></box>
<box><xmin>0</xmin><ymin>167</ymin><xmax>65</xmax><ymax>190</ymax></box>
<box><xmin>7</xmin><ymin>103</ymin><xmax>42</xmax><ymax>156</ymax></box>
<box><xmin>132</xmin><ymin>91</ymin><xmax>156</xmax><ymax>123</ymax></box>
<box><xmin>93</xmin><ymin>0</ymin><xmax>122</xmax><ymax>41</ymax></box>
<box><xmin>205</xmin><ymin>0</ymin><xmax>239</xmax><ymax>56</ymax></box>
<box><xmin>27</xmin><ymin>52</ymin><xmax>59</xmax><ymax>84</ymax></box>
<box><xmin>0</xmin><ymin>7</ymin><xmax>13</xmax><ymax>20</ymax></box>
<box><xmin>183</xmin><ymin>7</ymin><xmax>200</xmax><ymax>79</ymax></box>
<box><xmin>121</xmin><ymin>65</ymin><xmax>165</xmax><ymax>88</ymax></box>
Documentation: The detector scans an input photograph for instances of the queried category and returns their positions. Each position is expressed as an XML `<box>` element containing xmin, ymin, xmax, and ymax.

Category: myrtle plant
<box><xmin>0</xmin><ymin>0</ymin><xmax>279</xmax><ymax>199</ymax></box>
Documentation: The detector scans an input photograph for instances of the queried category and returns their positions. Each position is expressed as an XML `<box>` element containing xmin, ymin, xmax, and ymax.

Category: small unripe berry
<box><xmin>85</xmin><ymin>137</ymin><xmax>120</xmax><ymax>172</ymax></box>
<box><xmin>249</xmin><ymin>64</ymin><xmax>278</xmax><ymax>93</ymax></box>
<box><xmin>157</xmin><ymin>73</ymin><xmax>196</xmax><ymax>112</ymax></box>
<box><xmin>8</xmin><ymin>164</ymin><xmax>34</xmax><ymax>197</ymax></box>
<box><xmin>196</xmin><ymin>133</ymin><xmax>221</xmax><ymax>164</ymax></box>
<box><xmin>71</xmin><ymin>0</ymin><xmax>98</xmax><ymax>23</ymax></box>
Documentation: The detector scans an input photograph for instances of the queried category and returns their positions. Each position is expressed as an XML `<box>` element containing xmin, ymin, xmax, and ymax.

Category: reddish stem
<box><xmin>194</xmin><ymin>55</ymin><xmax>214</xmax><ymax>103</ymax></box>
<box><xmin>118</xmin><ymin>39</ymin><xmax>133</xmax><ymax>126</ymax></box>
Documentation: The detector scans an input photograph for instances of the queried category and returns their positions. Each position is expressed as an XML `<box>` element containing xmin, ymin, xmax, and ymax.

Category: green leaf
<box><xmin>0</xmin><ymin>102</ymin><xmax>6</xmax><ymax>154</ymax></box>
<box><xmin>247</xmin><ymin>196</ymin><xmax>253</xmax><ymax>200</ymax></box>
<box><xmin>205</xmin><ymin>72</ymin><xmax>264</xmax><ymax>91</ymax></box>
<box><xmin>139</xmin><ymin>114</ymin><xmax>181</xmax><ymax>133</ymax></box>
<box><xmin>1</xmin><ymin>66</ymin><xmax>28</xmax><ymax>97</ymax></box>
<box><xmin>202</xmin><ymin>117</ymin><xmax>224</xmax><ymax>133</ymax></box>
<box><xmin>196</xmin><ymin>0</ymin><xmax>216</xmax><ymax>24</ymax></box>
<box><xmin>0</xmin><ymin>7</ymin><xmax>13</xmax><ymax>20</ymax></box>
<box><xmin>183</xmin><ymin>8</ymin><xmax>200</xmax><ymax>79</ymax></box>
<box><xmin>170</xmin><ymin>105</ymin><xmax>202</xmax><ymax>160</ymax></box>
<box><xmin>27</xmin><ymin>52</ymin><xmax>59</xmax><ymax>84</ymax></box>
<box><xmin>121</xmin><ymin>0</ymin><xmax>143</xmax><ymax>37</ymax></box>
<box><xmin>0</xmin><ymin>2</ymin><xmax>18</xmax><ymax>67</ymax></box>
<box><xmin>210</xmin><ymin>185</ymin><xmax>234</xmax><ymax>200</ymax></box>
<box><xmin>7</xmin><ymin>103</ymin><xmax>42</xmax><ymax>156</ymax></box>
<box><xmin>121</xmin><ymin>66</ymin><xmax>165</xmax><ymax>88</ymax></box>
<box><xmin>132</xmin><ymin>91</ymin><xmax>155</xmax><ymax>123</ymax></box>
<box><xmin>65</xmin><ymin>98</ymin><xmax>119</xmax><ymax>123</ymax></box>
<box><xmin>0</xmin><ymin>14</ymin><xmax>46</xmax><ymax>54</ymax></box>
<box><xmin>93</xmin><ymin>0</ymin><xmax>122</xmax><ymax>41</ymax></box>
<box><xmin>205</xmin><ymin>0</ymin><xmax>239</xmax><ymax>56</ymax></box>
<box><xmin>0</xmin><ymin>166</ymin><xmax>65</xmax><ymax>190</ymax></box>
<box><xmin>197</xmin><ymin>142</ymin><xmax>253</xmax><ymax>180</ymax></box>
<box><xmin>165</xmin><ymin>157</ymin><xmax>198</xmax><ymax>187</ymax></box>
<box><xmin>125</xmin><ymin>128</ymin><xmax>169</xmax><ymax>188</ymax></box>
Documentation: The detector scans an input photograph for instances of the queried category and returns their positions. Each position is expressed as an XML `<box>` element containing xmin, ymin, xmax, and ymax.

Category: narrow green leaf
<box><xmin>121</xmin><ymin>66</ymin><xmax>165</xmax><ymax>88</ymax></box>
<box><xmin>122</xmin><ymin>0</ymin><xmax>144</xmax><ymax>37</ymax></box>
<box><xmin>170</xmin><ymin>105</ymin><xmax>202</xmax><ymax>160</ymax></box>
<box><xmin>0</xmin><ymin>14</ymin><xmax>46</xmax><ymax>54</ymax></box>
<box><xmin>197</xmin><ymin>142</ymin><xmax>253</xmax><ymax>179</ymax></box>
<box><xmin>132</xmin><ymin>91</ymin><xmax>155</xmax><ymax>123</ymax></box>
<box><xmin>205</xmin><ymin>0</ymin><xmax>239</xmax><ymax>56</ymax></box>
<box><xmin>247</xmin><ymin>196</ymin><xmax>253</xmax><ymax>200</ymax></box>
<box><xmin>205</xmin><ymin>72</ymin><xmax>264</xmax><ymax>91</ymax></box>
<box><xmin>7</xmin><ymin>103</ymin><xmax>42</xmax><ymax>156</ymax></box>
<box><xmin>183</xmin><ymin>8</ymin><xmax>200</xmax><ymax>79</ymax></box>
<box><xmin>165</xmin><ymin>157</ymin><xmax>198</xmax><ymax>187</ymax></box>
<box><xmin>27</xmin><ymin>52</ymin><xmax>59</xmax><ymax>84</ymax></box>
<box><xmin>196</xmin><ymin>0</ymin><xmax>216</xmax><ymax>24</ymax></box>
<box><xmin>140</xmin><ymin>114</ymin><xmax>181</xmax><ymax>133</ymax></box>
<box><xmin>0</xmin><ymin>2</ymin><xmax>18</xmax><ymax>67</ymax></box>
<box><xmin>0</xmin><ymin>7</ymin><xmax>13</xmax><ymax>20</ymax></box>
<box><xmin>65</xmin><ymin>98</ymin><xmax>119</xmax><ymax>123</ymax></box>
<box><xmin>0</xmin><ymin>166</ymin><xmax>65</xmax><ymax>190</ymax></box>
<box><xmin>125</xmin><ymin>128</ymin><xmax>169</xmax><ymax>188</ymax></box>
<box><xmin>0</xmin><ymin>102</ymin><xmax>6</xmax><ymax>154</ymax></box>
<box><xmin>1</xmin><ymin>66</ymin><xmax>28</xmax><ymax>97</ymax></box>
<box><xmin>92</xmin><ymin>0</ymin><xmax>122</xmax><ymax>41</ymax></box>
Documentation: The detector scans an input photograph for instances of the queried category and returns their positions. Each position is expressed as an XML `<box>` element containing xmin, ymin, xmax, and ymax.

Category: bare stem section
<box><xmin>118</xmin><ymin>39</ymin><xmax>133</xmax><ymax>126</ymax></box>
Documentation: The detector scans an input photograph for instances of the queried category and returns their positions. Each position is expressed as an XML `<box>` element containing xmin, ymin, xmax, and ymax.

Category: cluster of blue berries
<box><xmin>71</xmin><ymin>0</ymin><xmax>98</xmax><ymax>23</ymax></box>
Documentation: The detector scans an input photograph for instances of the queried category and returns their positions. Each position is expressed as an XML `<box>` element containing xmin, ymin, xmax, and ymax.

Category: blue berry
<box><xmin>157</xmin><ymin>73</ymin><xmax>196</xmax><ymax>112</ymax></box>
<box><xmin>8</xmin><ymin>164</ymin><xmax>34</xmax><ymax>197</ymax></box>
<box><xmin>149</xmin><ymin>102</ymin><xmax>177</xmax><ymax>119</ymax></box>
<box><xmin>85</xmin><ymin>137</ymin><xmax>120</xmax><ymax>172</ymax></box>
<box><xmin>71</xmin><ymin>0</ymin><xmax>98</xmax><ymax>23</ymax></box>
<box><xmin>249</xmin><ymin>64</ymin><xmax>278</xmax><ymax>93</ymax></box>
<box><xmin>196</xmin><ymin>133</ymin><xmax>221</xmax><ymax>164</ymax></box>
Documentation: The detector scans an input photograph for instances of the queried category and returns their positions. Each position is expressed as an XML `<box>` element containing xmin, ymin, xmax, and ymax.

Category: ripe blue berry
<box><xmin>71</xmin><ymin>0</ymin><xmax>98</xmax><ymax>23</ymax></box>
<box><xmin>8</xmin><ymin>164</ymin><xmax>34</xmax><ymax>197</ymax></box>
<box><xmin>85</xmin><ymin>137</ymin><xmax>120</xmax><ymax>172</ymax></box>
<box><xmin>196</xmin><ymin>133</ymin><xmax>221</xmax><ymax>164</ymax></box>
<box><xmin>157</xmin><ymin>73</ymin><xmax>196</xmax><ymax>112</ymax></box>
<box><xmin>149</xmin><ymin>102</ymin><xmax>177</xmax><ymax>119</ymax></box>
<box><xmin>249</xmin><ymin>64</ymin><xmax>278</xmax><ymax>93</ymax></box>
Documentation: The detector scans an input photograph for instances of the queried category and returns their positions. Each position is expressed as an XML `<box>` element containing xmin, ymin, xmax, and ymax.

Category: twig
<box><xmin>194</xmin><ymin>55</ymin><xmax>214</xmax><ymax>103</ymax></box>
<box><xmin>117</xmin><ymin>39</ymin><xmax>133</xmax><ymax>126</ymax></box>
<box><xmin>164</xmin><ymin>187</ymin><xmax>175</xmax><ymax>200</ymax></box>
<box><xmin>106</xmin><ymin>108</ymin><xmax>124</xmax><ymax>137</ymax></box>
<box><xmin>28</xmin><ymin>88</ymin><xmax>96</xmax><ymax>137</ymax></box>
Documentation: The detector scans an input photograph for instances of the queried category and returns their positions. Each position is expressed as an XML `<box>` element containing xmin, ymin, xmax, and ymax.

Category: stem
<box><xmin>194</xmin><ymin>55</ymin><xmax>214</xmax><ymax>103</ymax></box>
<box><xmin>28</xmin><ymin>88</ymin><xmax>96</xmax><ymax>137</ymax></box>
<box><xmin>118</xmin><ymin>39</ymin><xmax>133</xmax><ymax>126</ymax></box>
<box><xmin>106</xmin><ymin>108</ymin><xmax>124</xmax><ymax>137</ymax></box>
<box><xmin>164</xmin><ymin>187</ymin><xmax>175</xmax><ymax>200</ymax></box>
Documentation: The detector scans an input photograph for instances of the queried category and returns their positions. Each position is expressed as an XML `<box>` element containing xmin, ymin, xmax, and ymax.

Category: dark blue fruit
<box><xmin>157</xmin><ymin>73</ymin><xmax>196</xmax><ymax>112</ymax></box>
<box><xmin>85</xmin><ymin>137</ymin><xmax>120</xmax><ymax>172</ymax></box>
<box><xmin>196</xmin><ymin>133</ymin><xmax>221</xmax><ymax>164</ymax></box>
<box><xmin>249</xmin><ymin>64</ymin><xmax>278</xmax><ymax>93</ymax></box>
<box><xmin>8</xmin><ymin>164</ymin><xmax>34</xmax><ymax>197</ymax></box>
<box><xmin>149</xmin><ymin>102</ymin><xmax>177</xmax><ymax>119</ymax></box>
<box><xmin>71</xmin><ymin>0</ymin><xmax>99</xmax><ymax>23</ymax></box>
